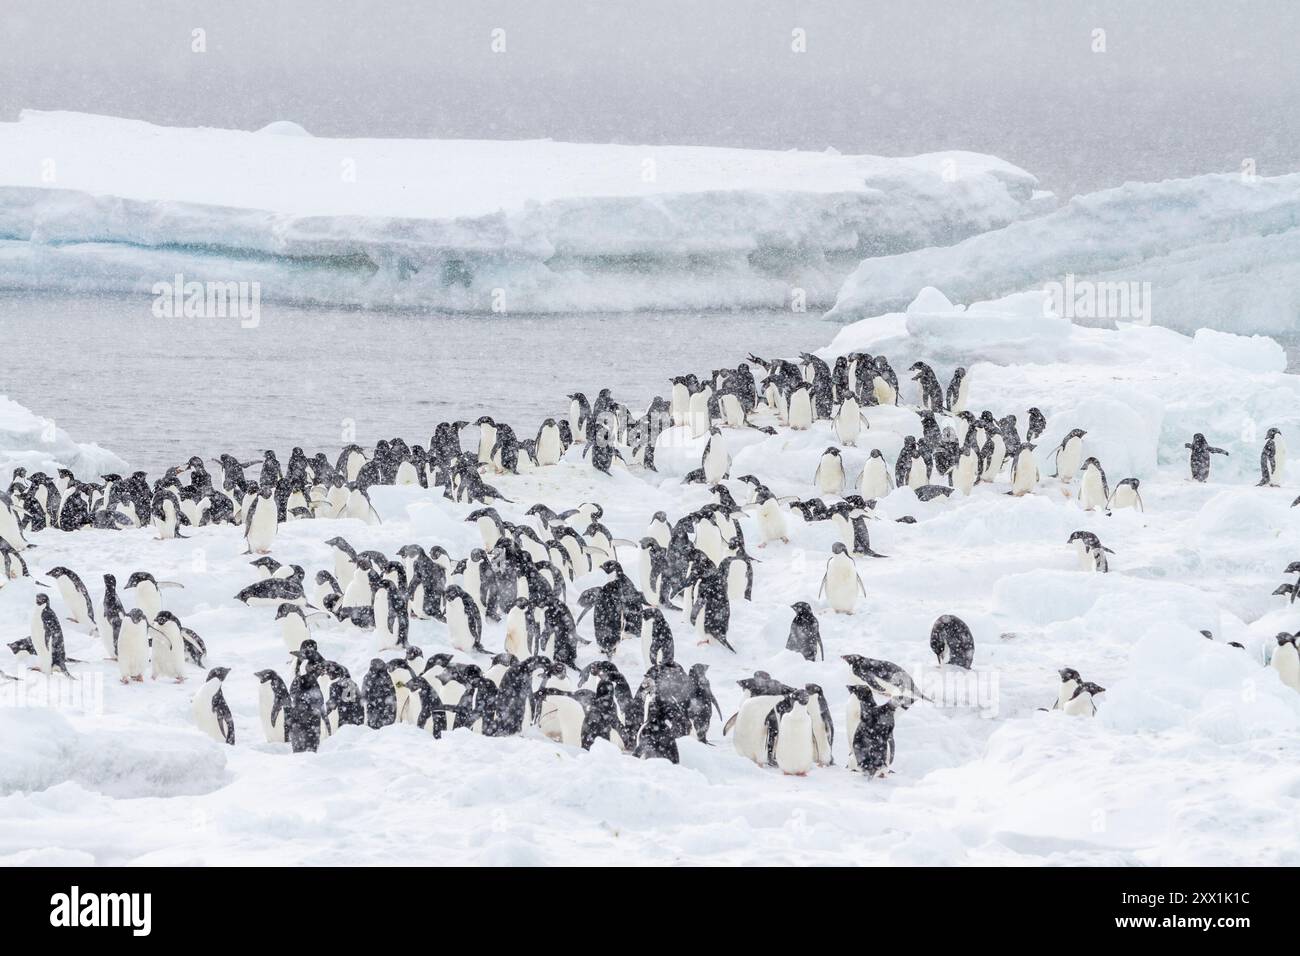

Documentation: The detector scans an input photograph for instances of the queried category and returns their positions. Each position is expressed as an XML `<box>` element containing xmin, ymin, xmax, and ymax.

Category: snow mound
<box><xmin>0</xmin><ymin>111</ymin><xmax>1047</xmax><ymax>314</ymax></box>
<box><xmin>255</xmin><ymin>120</ymin><xmax>312</xmax><ymax>137</ymax></box>
<box><xmin>0</xmin><ymin>394</ymin><xmax>128</xmax><ymax>484</ymax></box>
<box><xmin>827</xmin><ymin>172</ymin><xmax>1300</xmax><ymax>335</ymax></box>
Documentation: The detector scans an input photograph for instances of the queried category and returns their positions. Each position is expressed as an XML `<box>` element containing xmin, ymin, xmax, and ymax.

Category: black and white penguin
<box><xmin>1106</xmin><ymin>477</ymin><xmax>1144</xmax><ymax>513</ymax></box>
<box><xmin>192</xmin><ymin>667</ymin><xmax>235</xmax><ymax>744</ymax></box>
<box><xmin>1051</xmin><ymin>428</ymin><xmax>1086</xmax><ymax>482</ymax></box>
<box><xmin>1067</xmin><ymin>530</ymin><xmax>1114</xmax><ymax>573</ymax></box>
<box><xmin>908</xmin><ymin>362</ymin><xmax>945</xmax><ymax>412</ymax></box>
<box><xmin>819</xmin><ymin>542</ymin><xmax>866</xmax><ymax>614</ymax></box>
<box><xmin>1062</xmin><ymin>680</ymin><xmax>1106</xmax><ymax>716</ymax></box>
<box><xmin>1008</xmin><ymin>442</ymin><xmax>1039</xmax><ymax>496</ymax></box>
<box><xmin>1185</xmin><ymin>433</ymin><xmax>1229</xmax><ymax>483</ymax></box>
<box><xmin>846</xmin><ymin>685</ymin><xmax>899</xmax><ymax>778</ymax></box>
<box><xmin>116</xmin><ymin>608</ymin><xmax>150</xmax><ymax>683</ymax></box>
<box><xmin>1268</xmin><ymin>632</ymin><xmax>1300</xmax><ymax>691</ymax></box>
<box><xmin>28</xmin><ymin>593</ymin><xmax>71</xmax><ymax>676</ymax></box>
<box><xmin>253</xmin><ymin>669</ymin><xmax>290</xmax><ymax>743</ymax></box>
<box><xmin>361</xmin><ymin>658</ymin><xmax>397</xmax><ymax>728</ymax></box>
<box><xmin>928</xmin><ymin>615</ymin><xmax>975</xmax><ymax>668</ymax></box>
<box><xmin>1078</xmin><ymin>457</ymin><xmax>1109</xmax><ymax>511</ymax></box>
<box><xmin>242</xmin><ymin>486</ymin><xmax>279</xmax><ymax>554</ymax></box>
<box><xmin>946</xmin><ymin>367</ymin><xmax>970</xmax><ymax>415</ymax></box>
<box><xmin>701</xmin><ymin>427</ymin><xmax>731</xmax><ymax>485</ymax></box>
<box><xmin>858</xmin><ymin>448</ymin><xmax>894</xmax><ymax>499</ymax></box>
<box><xmin>235</xmin><ymin>565</ymin><xmax>307</xmax><ymax>607</ymax></box>
<box><xmin>786</xmin><ymin>601</ymin><xmax>823</xmax><ymax>661</ymax></box>
<box><xmin>444</xmin><ymin>585</ymin><xmax>486</xmax><ymax>653</ymax></box>
<box><xmin>684</xmin><ymin>662</ymin><xmax>722</xmax><ymax>743</ymax></box>
<box><xmin>833</xmin><ymin>395</ymin><xmax>866</xmax><ymax>446</ymax></box>
<box><xmin>45</xmin><ymin>566</ymin><xmax>97</xmax><ymax>637</ymax></box>
<box><xmin>1052</xmin><ymin>667</ymin><xmax>1082</xmax><ymax>710</ymax></box>
<box><xmin>1025</xmin><ymin>407</ymin><xmax>1047</xmax><ymax>443</ymax></box>
<box><xmin>1258</xmin><ymin>427</ymin><xmax>1286</xmax><ymax>487</ymax></box>
<box><xmin>814</xmin><ymin>447</ymin><xmax>846</xmax><ymax>495</ymax></box>
<box><xmin>324</xmin><ymin>662</ymin><xmax>366</xmax><ymax>730</ymax></box>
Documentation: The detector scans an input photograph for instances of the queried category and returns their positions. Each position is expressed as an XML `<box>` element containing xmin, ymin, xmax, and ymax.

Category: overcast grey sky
<box><xmin>2</xmin><ymin>0</ymin><xmax>1296</xmax><ymax>197</ymax></box>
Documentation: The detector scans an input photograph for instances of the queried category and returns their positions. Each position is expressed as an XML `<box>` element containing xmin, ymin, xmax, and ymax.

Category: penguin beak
<box><xmin>34</xmin><ymin>580</ymin><xmax>50</xmax><ymax>588</ymax></box>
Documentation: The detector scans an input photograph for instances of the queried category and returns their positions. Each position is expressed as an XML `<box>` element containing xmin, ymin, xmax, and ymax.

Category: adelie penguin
<box><xmin>254</xmin><ymin>669</ymin><xmax>290</xmax><ymax>743</ymax></box>
<box><xmin>192</xmin><ymin>667</ymin><xmax>235</xmax><ymax>745</ymax></box>
<box><xmin>1258</xmin><ymin>427</ymin><xmax>1286</xmax><ymax>487</ymax></box>
<box><xmin>1185</xmin><ymin>433</ymin><xmax>1228</xmax><ymax>482</ymax></box>
<box><xmin>1268</xmin><ymin>632</ymin><xmax>1300</xmax><ymax>692</ymax></box>
<box><xmin>45</xmin><ymin>566</ymin><xmax>97</xmax><ymax>636</ymax></box>
<box><xmin>819</xmin><ymin>542</ymin><xmax>866</xmax><ymax>614</ymax></box>
<box><xmin>1106</xmin><ymin>477</ymin><xmax>1144</xmax><ymax>513</ymax></box>
<box><xmin>786</xmin><ymin>601</ymin><xmax>823</xmax><ymax>661</ymax></box>
<box><xmin>1051</xmin><ymin>428</ymin><xmax>1086</xmax><ymax>482</ymax></box>
<box><xmin>813</xmin><ymin>447</ymin><xmax>846</xmax><ymax>495</ymax></box>
<box><xmin>908</xmin><ymin>361</ymin><xmax>945</xmax><ymax>412</ymax></box>
<box><xmin>858</xmin><ymin>448</ymin><xmax>893</xmax><ymax>499</ymax></box>
<box><xmin>928</xmin><ymin>615</ymin><xmax>975</xmax><ymax>668</ymax></box>
<box><xmin>1077</xmin><ymin>457</ymin><xmax>1109</xmax><ymax>511</ymax></box>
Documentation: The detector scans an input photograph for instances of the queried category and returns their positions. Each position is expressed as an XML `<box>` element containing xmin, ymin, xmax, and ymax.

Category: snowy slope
<box><xmin>827</xmin><ymin>172</ymin><xmax>1300</xmax><ymax>335</ymax></box>
<box><xmin>0</xmin><ymin>111</ymin><xmax>1048</xmax><ymax>313</ymax></box>
<box><xmin>2</xmin><ymin>290</ymin><xmax>1298</xmax><ymax>866</ymax></box>
<box><xmin>0</xmin><ymin>395</ymin><xmax>126</xmax><ymax>485</ymax></box>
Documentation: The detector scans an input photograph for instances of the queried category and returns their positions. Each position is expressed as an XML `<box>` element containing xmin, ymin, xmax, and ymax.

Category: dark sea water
<box><xmin>0</xmin><ymin>292</ymin><xmax>834</xmax><ymax>474</ymax></box>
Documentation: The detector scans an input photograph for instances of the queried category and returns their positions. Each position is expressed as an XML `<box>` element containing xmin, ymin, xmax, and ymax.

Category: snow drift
<box><xmin>0</xmin><ymin>394</ymin><xmax>127</xmax><ymax>485</ymax></box>
<box><xmin>0</xmin><ymin>111</ymin><xmax>1048</xmax><ymax>314</ymax></box>
<box><xmin>826</xmin><ymin>172</ymin><xmax>1300</xmax><ymax>335</ymax></box>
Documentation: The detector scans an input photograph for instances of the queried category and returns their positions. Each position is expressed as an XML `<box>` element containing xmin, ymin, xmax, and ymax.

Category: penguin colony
<box><xmin>1</xmin><ymin>349</ymin><xmax>1295</xmax><ymax>780</ymax></box>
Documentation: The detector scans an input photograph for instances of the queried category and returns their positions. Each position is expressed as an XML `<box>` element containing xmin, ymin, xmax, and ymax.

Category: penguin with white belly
<box><xmin>116</xmin><ymin>609</ymin><xmax>150</xmax><ymax>683</ymax></box>
<box><xmin>814</xmin><ymin>447</ymin><xmax>846</xmax><ymax>496</ymax></box>
<box><xmin>701</xmin><ymin>428</ymin><xmax>730</xmax><ymax>484</ymax></box>
<box><xmin>254</xmin><ymin>669</ymin><xmax>290</xmax><ymax>742</ymax></box>
<box><xmin>1008</xmin><ymin>443</ymin><xmax>1039</xmax><ymax>496</ymax></box>
<box><xmin>1269</xmin><ymin>632</ymin><xmax>1300</xmax><ymax>691</ymax></box>
<box><xmin>1077</xmin><ymin>457</ymin><xmax>1109</xmax><ymax>510</ymax></box>
<box><xmin>787</xmin><ymin>385</ymin><xmax>814</xmax><ymax>429</ymax></box>
<box><xmin>820</xmin><ymin>543</ymin><xmax>866</xmax><ymax>614</ymax></box>
<box><xmin>1105</xmin><ymin>478</ymin><xmax>1144</xmax><ymax>513</ymax></box>
<box><xmin>858</xmin><ymin>449</ymin><xmax>894</xmax><ymax>499</ymax></box>
<box><xmin>833</xmin><ymin>396</ymin><xmax>866</xmax><ymax>446</ymax></box>
<box><xmin>1051</xmin><ymin>429</ymin><xmax>1087</xmax><ymax>483</ymax></box>
<box><xmin>192</xmin><ymin>667</ymin><xmax>235</xmax><ymax>745</ymax></box>
<box><xmin>45</xmin><ymin>566</ymin><xmax>97</xmax><ymax>635</ymax></box>
<box><xmin>242</xmin><ymin>487</ymin><xmax>278</xmax><ymax>554</ymax></box>
<box><xmin>773</xmin><ymin>691</ymin><xmax>815</xmax><ymax>776</ymax></box>
<box><xmin>149</xmin><ymin>611</ymin><xmax>188</xmax><ymax>683</ymax></box>
<box><xmin>753</xmin><ymin>489</ymin><xmax>790</xmax><ymax>546</ymax></box>
<box><xmin>1062</xmin><ymin>681</ymin><xmax>1106</xmax><ymax>716</ymax></box>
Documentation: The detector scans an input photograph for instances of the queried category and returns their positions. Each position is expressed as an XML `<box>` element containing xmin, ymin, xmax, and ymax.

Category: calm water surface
<box><xmin>0</xmin><ymin>293</ymin><xmax>834</xmax><ymax>475</ymax></box>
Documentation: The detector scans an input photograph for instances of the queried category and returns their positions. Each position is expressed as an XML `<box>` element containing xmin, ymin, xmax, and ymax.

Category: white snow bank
<box><xmin>0</xmin><ymin>111</ymin><xmax>1048</xmax><ymax>313</ymax></box>
<box><xmin>0</xmin><ymin>394</ymin><xmax>128</xmax><ymax>484</ymax></box>
<box><xmin>821</xmin><ymin>288</ymin><xmax>1300</xmax><ymax>483</ymax></box>
<box><xmin>827</xmin><ymin>172</ymin><xmax>1300</xmax><ymax>335</ymax></box>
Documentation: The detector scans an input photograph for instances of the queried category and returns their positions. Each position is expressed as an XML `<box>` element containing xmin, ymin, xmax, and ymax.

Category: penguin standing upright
<box><xmin>150</xmin><ymin>611</ymin><xmax>188</xmax><ymax>682</ymax></box>
<box><xmin>1268</xmin><ymin>632</ymin><xmax>1300</xmax><ymax>691</ymax></box>
<box><xmin>116</xmin><ymin>608</ymin><xmax>150</xmax><ymax>683</ymax></box>
<box><xmin>1077</xmin><ymin>457</ymin><xmax>1109</xmax><ymax>510</ymax></box>
<box><xmin>29</xmin><ymin>593</ymin><xmax>71</xmax><ymax>676</ymax></box>
<box><xmin>833</xmin><ymin>396</ymin><xmax>866</xmax><ymax>446</ymax></box>
<box><xmin>858</xmin><ymin>449</ymin><xmax>893</xmax><ymax>499</ymax></box>
<box><xmin>1051</xmin><ymin>429</ymin><xmax>1086</xmax><ymax>482</ymax></box>
<box><xmin>1184</xmin><ymin>433</ymin><xmax>1229</xmax><ymax>482</ymax></box>
<box><xmin>773</xmin><ymin>691</ymin><xmax>815</xmax><ymax>775</ymax></box>
<box><xmin>946</xmin><ymin>367</ymin><xmax>969</xmax><ymax>414</ymax></box>
<box><xmin>701</xmin><ymin>428</ymin><xmax>730</xmax><ymax>484</ymax></box>
<box><xmin>814</xmin><ymin>447</ymin><xmax>846</xmax><ymax>495</ymax></box>
<box><xmin>684</xmin><ymin>663</ymin><xmax>722</xmax><ymax>742</ymax></box>
<box><xmin>1008</xmin><ymin>443</ymin><xmax>1039</xmax><ymax>497</ymax></box>
<box><xmin>192</xmin><ymin>667</ymin><xmax>235</xmax><ymax>745</ymax></box>
<box><xmin>101</xmin><ymin>573</ymin><xmax>125</xmax><ymax>659</ymax></box>
<box><xmin>243</xmin><ymin>487</ymin><xmax>279</xmax><ymax>554</ymax></box>
<box><xmin>846</xmin><ymin>686</ymin><xmax>899</xmax><ymax>778</ymax></box>
<box><xmin>819</xmin><ymin>543</ymin><xmax>866</xmax><ymax>614</ymax></box>
<box><xmin>1259</xmin><ymin>427</ymin><xmax>1286</xmax><ymax>487</ymax></box>
<box><xmin>254</xmin><ymin>669</ymin><xmax>290</xmax><ymax>743</ymax></box>
<box><xmin>786</xmin><ymin>601</ymin><xmax>823</xmax><ymax>661</ymax></box>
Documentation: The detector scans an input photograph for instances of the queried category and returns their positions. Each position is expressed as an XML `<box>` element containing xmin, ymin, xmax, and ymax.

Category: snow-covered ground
<box><xmin>0</xmin><ymin>111</ymin><xmax>1046</xmax><ymax>314</ymax></box>
<box><xmin>3</xmin><ymin>290</ymin><xmax>1298</xmax><ymax>866</ymax></box>
<box><xmin>828</xmin><ymin>172</ymin><xmax>1300</xmax><ymax>335</ymax></box>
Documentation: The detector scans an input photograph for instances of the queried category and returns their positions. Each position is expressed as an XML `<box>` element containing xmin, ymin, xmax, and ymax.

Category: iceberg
<box><xmin>0</xmin><ymin>111</ymin><xmax>1048</xmax><ymax>314</ymax></box>
<box><xmin>827</xmin><ymin>172</ymin><xmax>1300</xmax><ymax>335</ymax></box>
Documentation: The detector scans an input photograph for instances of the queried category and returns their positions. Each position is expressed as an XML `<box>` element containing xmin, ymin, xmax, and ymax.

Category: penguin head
<box><xmin>103</xmin><ymin>573</ymin><xmax>116</xmax><ymax>588</ymax></box>
<box><xmin>1058</xmin><ymin>667</ymin><xmax>1081</xmax><ymax>683</ymax></box>
<box><xmin>253</xmin><ymin>669</ymin><xmax>281</xmax><ymax>684</ymax></box>
<box><xmin>1276</xmin><ymin>632</ymin><xmax>1298</xmax><ymax>647</ymax></box>
<box><xmin>368</xmin><ymin>658</ymin><xmax>388</xmax><ymax>674</ymax></box>
<box><xmin>34</xmin><ymin>593</ymin><xmax>50</xmax><ymax>606</ymax></box>
<box><xmin>600</xmin><ymin>559</ymin><xmax>621</xmax><ymax>575</ymax></box>
<box><xmin>791</xmin><ymin>601</ymin><xmax>813</xmax><ymax>614</ymax></box>
<box><xmin>274</xmin><ymin>603</ymin><xmax>304</xmax><ymax>621</ymax></box>
<box><xmin>205</xmin><ymin>667</ymin><xmax>231</xmax><ymax>683</ymax></box>
<box><xmin>1267</xmin><ymin>427</ymin><xmax>1282</xmax><ymax>439</ymax></box>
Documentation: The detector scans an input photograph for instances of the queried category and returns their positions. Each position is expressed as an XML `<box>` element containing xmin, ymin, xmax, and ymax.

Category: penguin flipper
<box><xmin>722</xmin><ymin>712</ymin><xmax>738</xmax><ymax>736</ymax></box>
